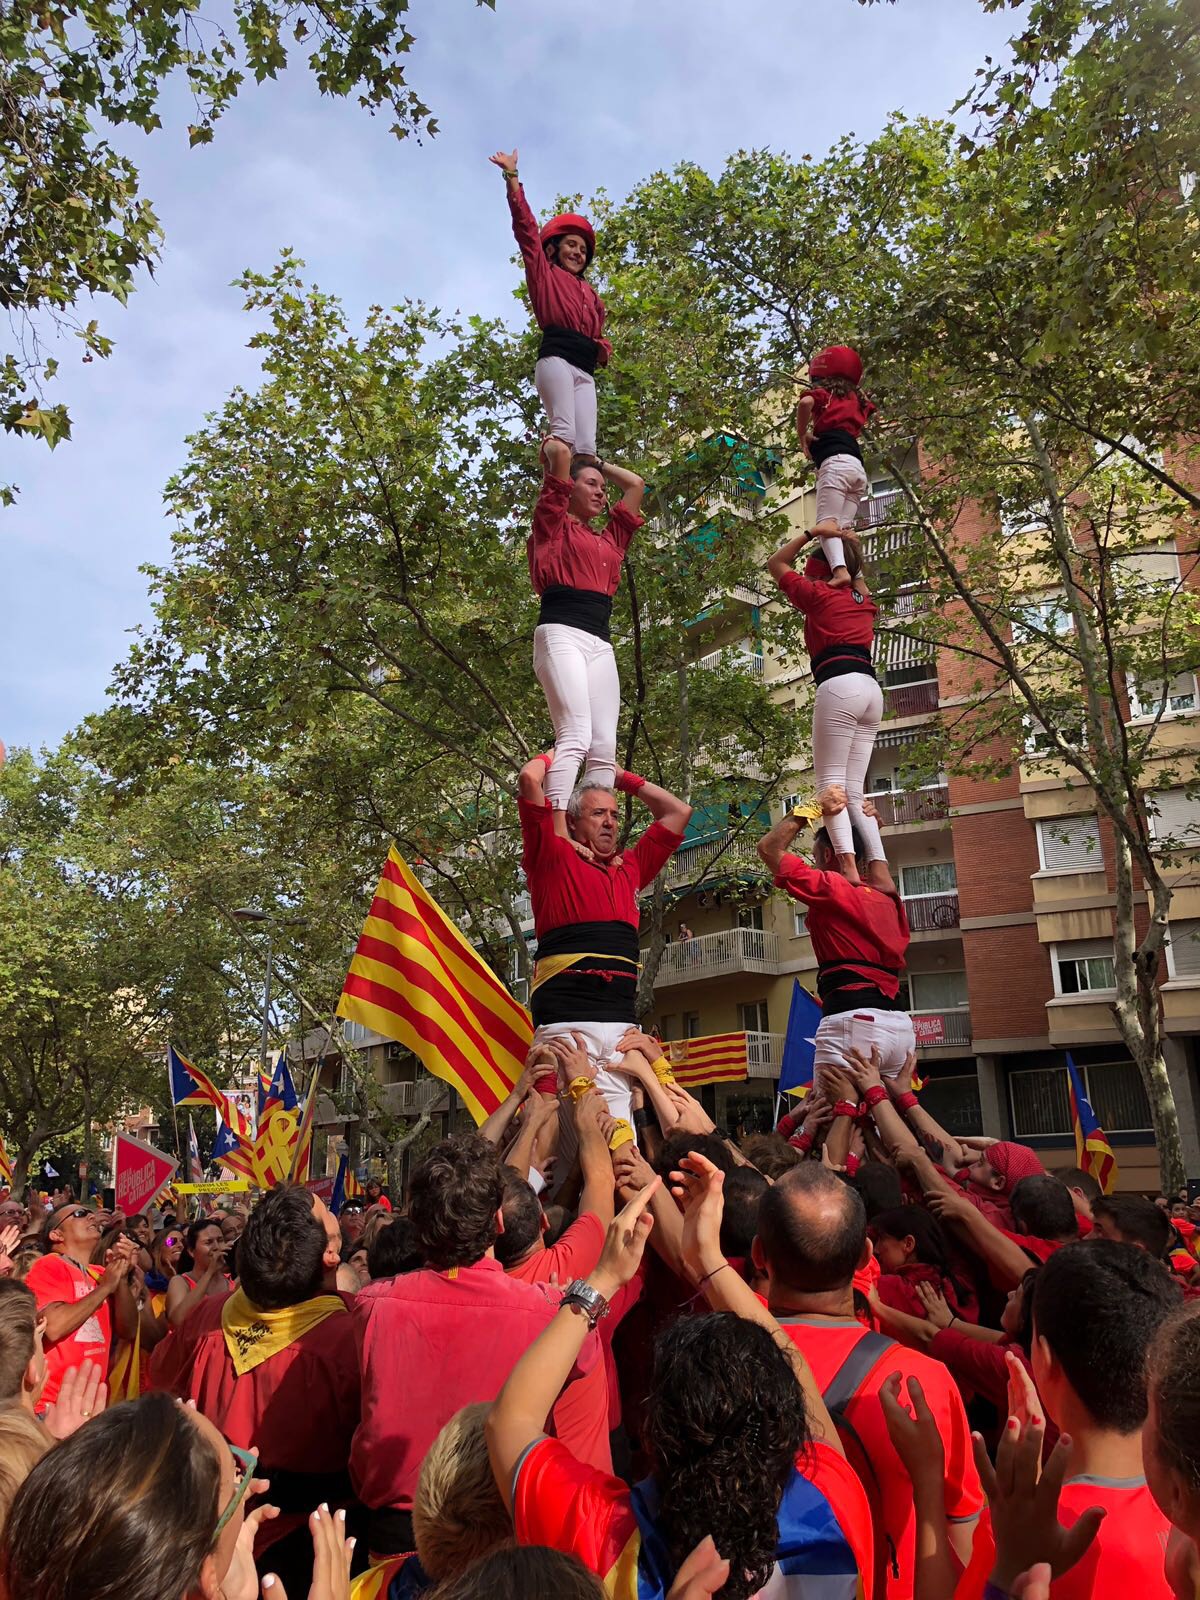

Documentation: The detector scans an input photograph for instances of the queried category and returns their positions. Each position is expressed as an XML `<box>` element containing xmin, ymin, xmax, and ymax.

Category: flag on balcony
<box><xmin>668</xmin><ymin>1031</ymin><xmax>748</xmax><ymax>1088</ymax></box>
<box><xmin>1066</xmin><ymin>1053</ymin><xmax>1118</xmax><ymax>1194</ymax></box>
<box><xmin>337</xmin><ymin>846</ymin><xmax>531</xmax><ymax>1124</ymax></box>
<box><xmin>779</xmin><ymin>980</ymin><xmax>822</xmax><ymax>1097</ymax></box>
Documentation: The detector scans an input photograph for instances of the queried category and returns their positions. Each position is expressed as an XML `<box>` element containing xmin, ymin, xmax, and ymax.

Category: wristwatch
<box><xmin>560</xmin><ymin>1279</ymin><xmax>611</xmax><ymax>1328</ymax></box>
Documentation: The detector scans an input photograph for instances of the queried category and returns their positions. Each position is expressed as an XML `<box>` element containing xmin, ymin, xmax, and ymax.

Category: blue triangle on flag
<box><xmin>779</xmin><ymin>980</ymin><xmax>822</xmax><ymax>1096</ymax></box>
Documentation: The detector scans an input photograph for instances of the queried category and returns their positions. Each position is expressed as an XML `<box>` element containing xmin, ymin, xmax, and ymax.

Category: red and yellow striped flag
<box><xmin>337</xmin><ymin>847</ymin><xmax>532</xmax><ymax>1125</ymax></box>
<box><xmin>0</xmin><ymin>1129</ymin><xmax>12</xmax><ymax>1190</ymax></box>
<box><xmin>668</xmin><ymin>1031</ymin><xmax>749</xmax><ymax>1089</ymax></box>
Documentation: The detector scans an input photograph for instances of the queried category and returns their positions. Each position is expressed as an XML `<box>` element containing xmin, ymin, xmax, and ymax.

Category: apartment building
<box><xmin>645</xmin><ymin>461</ymin><xmax>1200</xmax><ymax>1188</ymax></box>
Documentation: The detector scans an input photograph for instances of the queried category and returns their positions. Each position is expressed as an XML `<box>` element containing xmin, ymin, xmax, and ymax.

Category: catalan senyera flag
<box><xmin>0</xmin><ymin>1129</ymin><xmax>12</xmax><ymax>1189</ymax></box>
<box><xmin>1066</xmin><ymin>1052</ymin><xmax>1119</xmax><ymax>1194</ymax></box>
<box><xmin>287</xmin><ymin>1063</ymin><xmax>321</xmax><ymax>1183</ymax></box>
<box><xmin>337</xmin><ymin>846</ymin><xmax>532</xmax><ymax>1124</ymax></box>
<box><xmin>667</xmin><ymin>1031</ymin><xmax>749</xmax><ymax>1089</ymax></box>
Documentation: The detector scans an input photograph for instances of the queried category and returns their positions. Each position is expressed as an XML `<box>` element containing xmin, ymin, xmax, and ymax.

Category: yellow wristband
<box><xmin>651</xmin><ymin>1056</ymin><xmax>677</xmax><ymax>1086</ymax></box>
<box><xmin>566</xmin><ymin>1076</ymin><xmax>595</xmax><ymax>1103</ymax></box>
<box><xmin>607</xmin><ymin>1119</ymin><xmax>634</xmax><ymax>1151</ymax></box>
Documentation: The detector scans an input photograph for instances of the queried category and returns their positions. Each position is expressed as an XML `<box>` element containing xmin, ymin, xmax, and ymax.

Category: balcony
<box><xmin>903</xmin><ymin>892</ymin><xmax>961</xmax><ymax>933</ymax></box>
<box><xmin>855</xmin><ymin>489</ymin><xmax>904</xmax><ymax>530</ymax></box>
<box><xmin>381</xmin><ymin>1076</ymin><xmax>448</xmax><ymax>1117</ymax></box>
<box><xmin>695</xmin><ymin>646</ymin><xmax>764</xmax><ymax>677</ymax></box>
<box><xmin>871</xmin><ymin>784</ymin><xmax>951</xmax><ymax>828</ymax></box>
<box><xmin>746</xmin><ymin>1030</ymin><xmax>787</xmax><ymax>1078</ymax></box>
<box><xmin>652</xmin><ymin>927</ymin><xmax>783</xmax><ymax>986</ymax></box>
<box><xmin>912</xmin><ymin>1009</ymin><xmax>972</xmax><ymax>1049</ymax></box>
<box><xmin>664</xmin><ymin>831</ymin><xmax>768</xmax><ymax>889</ymax></box>
<box><xmin>884</xmin><ymin>678</ymin><xmax>939</xmax><ymax>718</ymax></box>
<box><xmin>694</xmin><ymin>732</ymin><xmax>768</xmax><ymax>782</ymax></box>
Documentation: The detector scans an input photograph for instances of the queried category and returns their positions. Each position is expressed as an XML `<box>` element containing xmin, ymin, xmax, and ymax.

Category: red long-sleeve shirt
<box><xmin>805</xmin><ymin>385</ymin><xmax>875</xmax><ymax>439</ymax></box>
<box><xmin>507</xmin><ymin>182</ymin><xmax>611</xmax><ymax>364</ymax></box>
<box><xmin>528</xmin><ymin>470</ymin><xmax>641</xmax><ymax>596</ymax></box>
<box><xmin>777</xmin><ymin>568</ymin><xmax>877</xmax><ymax>662</ymax></box>
<box><xmin>774</xmin><ymin>852</ymin><xmax>910</xmax><ymax>1002</ymax></box>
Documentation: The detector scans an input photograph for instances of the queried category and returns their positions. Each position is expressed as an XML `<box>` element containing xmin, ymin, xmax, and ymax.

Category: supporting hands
<box><xmin>611</xmin><ymin>1141</ymin><xmax>657</xmax><ymax>1204</ymax></box>
<box><xmin>43</xmin><ymin>1359</ymin><xmax>108</xmax><ymax>1440</ymax></box>
<box><xmin>589</xmin><ymin>1179</ymin><xmax>660</xmax><ymax>1300</ymax></box>
<box><xmin>669</xmin><ymin>1150</ymin><xmax>726</xmax><ymax>1286</ymax></box>
<box><xmin>547</xmin><ymin>1031</ymin><xmax>595</xmax><ymax>1092</ymax></box>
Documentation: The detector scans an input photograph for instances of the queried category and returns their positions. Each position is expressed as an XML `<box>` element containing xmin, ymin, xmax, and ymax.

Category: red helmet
<box><xmin>809</xmin><ymin>344</ymin><xmax>864</xmax><ymax>386</ymax></box>
<box><xmin>540</xmin><ymin>212</ymin><xmax>596</xmax><ymax>265</ymax></box>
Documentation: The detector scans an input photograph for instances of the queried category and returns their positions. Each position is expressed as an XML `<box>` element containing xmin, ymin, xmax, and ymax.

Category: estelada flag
<box><xmin>337</xmin><ymin>847</ymin><xmax>531</xmax><ymax>1124</ymax></box>
<box><xmin>1066</xmin><ymin>1052</ymin><xmax>1119</xmax><ymax>1194</ymax></box>
<box><xmin>668</xmin><ymin>1031</ymin><xmax>748</xmax><ymax>1089</ymax></box>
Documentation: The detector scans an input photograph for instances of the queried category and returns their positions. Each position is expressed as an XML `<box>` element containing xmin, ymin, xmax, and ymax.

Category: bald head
<box><xmin>756</xmin><ymin>1165</ymin><xmax>867</xmax><ymax>1292</ymax></box>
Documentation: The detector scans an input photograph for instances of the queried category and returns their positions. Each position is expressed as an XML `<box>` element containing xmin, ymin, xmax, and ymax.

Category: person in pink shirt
<box><xmin>527</xmin><ymin>437</ymin><xmax>646</xmax><ymax>829</ymax></box>
<box><xmin>490</xmin><ymin>147</ymin><xmax>610</xmax><ymax>459</ymax></box>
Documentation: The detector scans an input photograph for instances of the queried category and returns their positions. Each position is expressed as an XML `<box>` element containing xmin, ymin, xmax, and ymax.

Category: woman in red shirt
<box><xmin>796</xmin><ymin>344</ymin><xmax>876</xmax><ymax>589</ymax></box>
<box><xmin>491</xmin><ymin>147</ymin><xmax>610</xmax><ymax>461</ymax></box>
<box><xmin>768</xmin><ymin>530</ymin><xmax>888</xmax><ymax>885</ymax></box>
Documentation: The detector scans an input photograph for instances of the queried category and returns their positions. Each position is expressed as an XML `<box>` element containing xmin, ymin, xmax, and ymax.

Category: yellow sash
<box><xmin>351</xmin><ymin>1557</ymin><xmax>407</xmax><ymax>1600</ymax></box>
<box><xmin>530</xmin><ymin>950</ymin><xmax>639</xmax><ymax>993</ymax></box>
<box><xmin>220</xmin><ymin>1288</ymin><xmax>347</xmax><ymax>1376</ymax></box>
<box><xmin>607</xmin><ymin>1119</ymin><xmax>634</xmax><ymax>1150</ymax></box>
<box><xmin>108</xmin><ymin>1317</ymin><xmax>141</xmax><ymax>1402</ymax></box>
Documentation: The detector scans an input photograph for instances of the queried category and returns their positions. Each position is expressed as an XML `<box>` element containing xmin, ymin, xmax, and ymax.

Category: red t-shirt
<box><xmin>775</xmin><ymin>853</ymin><xmax>910</xmax><ymax>1002</ymax></box>
<box><xmin>507</xmin><ymin>182</ymin><xmax>608</xmax><ymax>353</ymax></box>
<box><xmin>514</xmin><ymin>1434</ymin><xmax>874</xmax><ymax>1600</ymax></box>
<box><xmin>807</xmin><ymin>386</ymin><xmax>876</xmax><ymax>440</ymax></box>
<box><xmin>350</xmin><ymin>1257</ymin><xmax>602</xmax><ymax>1512</ymax></box>
<box><xmin>528</xmin><ymin>470</ymin><xmax>641</xmax><ymax>597</ymax></box>
<box><xmin>520</xmin><ymin>797</ymin><xmax>681</xmax><ymax>939</ymax></box>
<box><xmin>777</xmin><ymin>568</ymin><xmax>878</xmax><ymax>662</ymax></box>
<box><xmin>779</xmin><ymin>1316</ymin><xmax>983</xmax><ymax>1600</ymax></box>
<box><xmin>147</xmin><ymin>1289</ymin><xmax>360</xmax><ymax>1554</ymax></box>
<box><xmin>955</xmin><ymin>1478</ymin><xmax>1174</xmax><ymax>1600</ymax></box>
<box><xmin>26</xmin><ymin>1254</ymin><xmax>111</xmax><ymax>1406</ymax></box>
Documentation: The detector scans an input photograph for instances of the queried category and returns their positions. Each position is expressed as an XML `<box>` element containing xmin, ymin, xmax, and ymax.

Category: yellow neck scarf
<box><xmin>220</xmin><ymin>1286</ymin><xmax>347</xmax><ymax>1376</ymax></box>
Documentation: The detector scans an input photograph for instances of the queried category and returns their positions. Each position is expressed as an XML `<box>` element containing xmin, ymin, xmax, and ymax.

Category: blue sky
<box><xmin>1</xmin><ymin>0</ymin><xmax>1018</xmax><ymax>752</ymax></box>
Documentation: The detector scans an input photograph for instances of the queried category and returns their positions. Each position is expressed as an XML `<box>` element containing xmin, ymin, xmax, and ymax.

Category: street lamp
<box><xmin>232</xmin><ymin>908</ymin><xmax>273</xmax><ymax>1092</ymax></box>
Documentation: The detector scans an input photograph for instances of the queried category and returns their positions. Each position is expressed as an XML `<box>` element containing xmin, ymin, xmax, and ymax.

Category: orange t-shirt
<box><xmin>779</xmin><ymin>1315</ymin><xmax>983</xmax><ymax>1600</ymax></box>
<box><xmin>25</xmin><ymin>1254</ymin><xmax>111</xmax><ymax>1405</ymax></box>
<box><xmin>955</xmin><ymin>1477</ymin><xmax>1174</xmax><ymax>1599</ymax></box>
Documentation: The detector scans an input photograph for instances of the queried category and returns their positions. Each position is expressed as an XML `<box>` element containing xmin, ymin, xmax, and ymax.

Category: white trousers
<box><xmin>814</xmin><ymin>453</ymin><xmax>868</xmax><ymax>572</ymax></box>
<box><xmin>535</xmin><ymin>356</ymin><xmax>598</xmax><ymax>458</ymax></box>
<box><xmin>812</xmin><ymin>673</ymin><xmax>886</xmax><ymax>862</ymax></box>
<box><xmin>814</xmin><ymin>1009</ymin><xmax>916</xmax><ymax>1082</ymax></box>
<box><xmin>533</xmin><ymin>1020</ymin><xmax>633</xmax><ymax>1183</ymax></box>
<box><xmin>533</xmin><ymin>623</ymin><xmax>620</xmax><ymax>813</ymax></box>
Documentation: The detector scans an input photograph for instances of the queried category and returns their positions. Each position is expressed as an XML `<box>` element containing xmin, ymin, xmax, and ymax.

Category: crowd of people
<box><xmin>1</xmin><ymin>1015</ymin><xmax>1199</xmax><ymax>1600</ymax></box>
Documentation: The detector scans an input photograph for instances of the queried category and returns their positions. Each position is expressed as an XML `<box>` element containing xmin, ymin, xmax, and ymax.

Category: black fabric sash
<box><xmin>817</xmin><ymin>958</ymin><xmax>903</xmax><ymax>1017</ymax></box>
<box><xmin>811</xmin><ymin>429</ymin><xmax>863</xmax><ymax>467</ymax></box>
<box><xmin>811</xmin><ymin>643</ymin><xmax>876</xmax><ymax>687</ymax></box>
<box><xmin>537</xmin><ymin>585</ymin><xmax>613</xmax><ymax>640</ymax></box>
<box><xmin>538</xmin><ymin>324</ymin><xmax>600</xmax><ymax>375</ymax></box>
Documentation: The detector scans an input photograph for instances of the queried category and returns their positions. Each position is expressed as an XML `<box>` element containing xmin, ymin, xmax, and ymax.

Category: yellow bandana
<box><xmin>607</xmin><ymin>1119</ymin><xmax>635</xmax><ymax>1151</ymax></box>
<box><xmin>220</xmin><ymin>1287</ymin><xmax>347</xmax><ymax>1376</ymax></box>
<box><xmin>650</xmin><ymin>1055</ymin><xmax>677</xmax><ymax>1087</ymax></box>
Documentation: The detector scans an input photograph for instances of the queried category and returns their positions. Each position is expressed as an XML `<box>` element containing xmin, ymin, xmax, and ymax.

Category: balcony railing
<box><xmin>694</xmin><ymin>732</ymin><xmax>767</xmax><ymax>781</ymax></box>
<box><xmin>884</xmin><ymin>679</ymin><xmax>939</xmax><ymax>718</ymax></box>
<box><xmin>651</xmin><ymin>927</ymin><xmax>783</xmax><ymax>986</ymax></box>
<box><xmin>903</xmin><ymin>892</ymin><xmax>961</xmax><ymax>933</ymax></box>
<box><xmin>871</xmin><ymin>784</ymin><xmax>951</xmax><ymax>827</ymax></box>
<box><xmin>381</xmin><ymin>1076</ymin><xmax>446</xmax><ymax>1116</ymax></box>
<box><xmin>695</xmin><ymin>647</ymin><xmax>765</xmax><ymax>677</ymax></box>
<box><xmin>664</xmin><ymin>831</ymin><xmax>767</xmax><ymax>888</ymax></box>
<box><xmin>912</xmin><ymin>1009</ymin><xmax>972</xmax><ymax>1049</ymax></box>
<box><xmin>855</xmin><ymin>490</ymin><xmax>905</xmax><ymax>530</ymax></box>
<box><xmin>746</xmin><ymin>1030</ymin><xmax>787</xmax><ymax>1078</ymax></box>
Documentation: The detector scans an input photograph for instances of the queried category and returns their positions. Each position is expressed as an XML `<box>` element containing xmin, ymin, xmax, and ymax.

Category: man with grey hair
<box><xmin>517</xmin><ymin>751</ymin><xmax>691</xmax><ymax>1151</ymax></box>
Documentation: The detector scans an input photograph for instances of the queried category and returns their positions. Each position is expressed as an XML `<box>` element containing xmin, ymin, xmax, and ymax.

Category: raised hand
<box><xmin>880</xmin><ymin>1372</ymin><xmax>945</xmax><ymax>1488</ymax></box>
<box><xmin>0</xmin><ymin>1223</ymin><xmax>20</xmax><ymax>1276</ymax></box>
<box><xmin>612</xmin><ymin>1142</ymin><xmax>657</xmax><ymax>1202</ymax></box>
<box><xmin>664</xmin><ymin>1083</ymin><xmax>716</xmax><ymax>1136</ymax></box>
<box><xmin>843</xmin><ymin>1047</ymin><xmax>885</xmax><ymax>1094</ymax></box>
<box><xmin>976</xmin><ymin>1415</ymin><xmax>1105</xmax><ymax>1591</ymax></box>
<box><xmin>670</xmin><ymin>1150</ymin><xmax>726</xmax><ymax>1283</ymax></box>
<box><xmin>593</xmin><ymin>1178</ymin><xmax>660</xmax><ymax>1294</ymax></box>
<box><xmin>817</xmin><ymin>784</ymin><xmax>848</xmax><ymax>816</ymax></box>
<box><xmin>43</xmin><ymin>1359</ymin><xmax>107</xmax><ymax>1439</ymax></box>
<box><xmin>616</xmin><ymin>1027</ymin><xmax>664</xmax><ymax>1061</ymax></box>
<box><xmin>488</xmin><ymin>147</ymin><xmax>518</xmax><ymax>175</ymax></box>
<box><xmin>915</xmin><ymin>1280</ymin><xmax>954</xmax><ymax>1328</ymax></box>
<box><xmin>547</xmin><ymin>1031</ymin><xmax>594</xmax><ymax>1086</ymax></box>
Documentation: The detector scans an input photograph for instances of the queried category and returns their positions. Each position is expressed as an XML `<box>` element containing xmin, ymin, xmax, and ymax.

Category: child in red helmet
<box><xmin>491</xmin><ymin>148</ymin><xmax>611</xmax><ymax>460</ymax></box>
<box><xmin>796</xmin><ymin>345</ymin><xmax>876</xmax><ymax>589</ymax></box>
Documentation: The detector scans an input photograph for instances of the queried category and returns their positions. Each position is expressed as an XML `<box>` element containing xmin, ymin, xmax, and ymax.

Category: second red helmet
<box><xmin>540</xmin><ymin>212</ymin><xmax>596</xmax><ymax>265</ymax></box>
<box><xmin>809</xmin><ymin>344</ymin><xmax>864</xmax><ymax>386</ymax></box>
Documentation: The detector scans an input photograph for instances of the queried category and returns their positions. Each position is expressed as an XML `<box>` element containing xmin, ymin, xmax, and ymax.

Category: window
<box><xmin>1127</xmin><ymin>671</ymin><xmax>1198</xmax><ymax>721</ymax></box>
<box><xmin>1036</xmin><ymin>814</ymin><xmax>1103</xmax><ymax>873</ymax></box>
<box><xmin>910</xmin><ymin>970</ymin><xmax>969</xmax><ymax>1010</ymax></box>
<box><xmin>1053</xmin><ymin>938</ymin><xmax>1116</xmax><ymax>995</ymax></box>
<box><xmin>781</xmin><ymin>792</ymin><xmax>802</xmax><ymax>817</ymax></box>
<box><xmin>1000</xmin><ymin>497</ymin><xmax>1052</xmax><ymax>538</ymax></box>
<box><xmin>1010</xmin><ymin>1068</ymin><xmax>1072</xmax><ymax>1136</ymax></box>
<box><xmin>683</xmin><ymin>1012</ymin><xmax>702</xmax><ymax>1039</ymax></box>
<box><xmin>1147</xmin><ymin>789</ymin><xmax>1200</xmax><ymax>850</ymax></box>
<box><xmin>1022</xmin><ymin>711</ymin><xmax>1086</xmax><ymax>758</ymax></box>
<box><xmin>884</xmin><ymin>662</ymin><xmax>937</xmax><ymax>688</ymax></box>
<box><xmin>736</xmin><ymin>904</ymin><xmax>764</xmax><ymax>931</ymax></box>
<box><xmin>793</xmin><ymin>905</ymin><xmax>809</xmax><ymax>938</ymax></box>
<box><xmin>920</xmin><ymin>1075</ymin><xmax>983</xmax><ymax>1138</ymax></box>
<box><xmin>901</xmin><ymin>861</ymin><xmax>958</xmax><ymax>899</ymax></box>
<box><xmin>1167</xmin><ymin>920</ymin><xmax>1200</xmax><ymax>981</ymax></box>
<box><xmin>1012</xmin><ymin>592</ymin><xmax>1073</xmax><ymax>643</ymax></box>
<box><xmin>1012</xmin><ymin>1059</ymin><xmax>1154</xmax><ymax>1138</ymax></box>
<box><xmin>1113</xmin><ymin>541</ymin><xmax>1179</xmax><ymax>590</ymax></box>
<box><xmin>658</xmin><ymin>1015</ymin><xmax>677</xmax><ymax>1041</ymax></box>
<box><xmin>341</xmin><ymin>1020</ymin><xmax>372</xmax><ymax>1044</ymax></box>
<box><xmin>738</xmin><ymin>1000</ymin><xmax>770</xmax><ymax>1034</ymax></box>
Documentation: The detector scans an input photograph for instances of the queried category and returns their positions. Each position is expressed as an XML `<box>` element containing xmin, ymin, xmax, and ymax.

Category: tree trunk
<box><xmin>386</xmin><ymin>1112</ymin><xmax>433</xmax><ymax>1195</ymax></box>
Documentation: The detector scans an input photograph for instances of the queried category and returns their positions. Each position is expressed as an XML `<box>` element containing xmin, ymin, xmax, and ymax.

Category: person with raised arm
<box><xmin>528</xmin><ymin>436</ymin><xmax>646</xmax><ymax>829</ymax></box>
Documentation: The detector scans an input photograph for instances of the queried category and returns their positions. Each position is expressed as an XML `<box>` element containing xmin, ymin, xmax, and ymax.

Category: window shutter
<box><xmin>1039</xmin><ymin>814</ymin><xmax>1102</xmax><ymax>871</ymax></box>
<box><xmin>1169</xmin><ymin>919</ymin><xmax>1200</xmax><ymax>979</ymax></box>
<box><xmin>1150</xmin><ymin>789</ymin><xmax>1200</xmax><ymax>846</ymax></box>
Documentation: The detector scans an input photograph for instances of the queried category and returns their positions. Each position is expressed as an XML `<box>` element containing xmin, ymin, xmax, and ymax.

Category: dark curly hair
<box><xmin>1147</xmin><ymin>1301</ymin><xmax>1200</xmax><ymax>1491</ymax></box>
<box><xmin>644</xmin><ymin>1313</ymin><xmax>808</xmax><ymax>1600</ymax></box>
<box><xmin>409</xmin><ymin>1136</ymin><xmax>504</xmax><ymax>1269</ymax></box>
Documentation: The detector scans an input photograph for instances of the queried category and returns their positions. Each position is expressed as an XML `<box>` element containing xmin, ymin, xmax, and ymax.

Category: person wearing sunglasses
<box><xmin>0</xmin><ymin>1390</ymin><xmax>354</xmax><ymax>1600</ymax></box>
<box><xmin>22</xmin><ymin>1202</ymin><xmax>139</xmax><ymax>1408</ymax></box>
